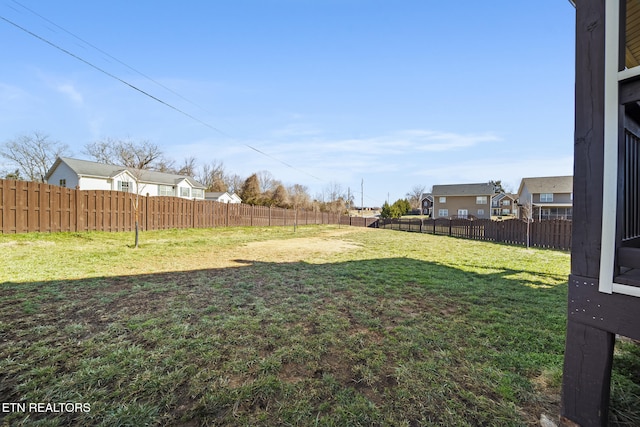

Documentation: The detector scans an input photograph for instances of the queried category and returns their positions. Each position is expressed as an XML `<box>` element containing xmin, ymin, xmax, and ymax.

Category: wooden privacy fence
<box><xmin>379</xmin><ymin>217</ymin><xmax>572</xmax><ymax>250</ymax></box>
<box><xmin>0</xmin><ymin>180</ymin><xmax>378</xmax><ymax>234</ymax></box>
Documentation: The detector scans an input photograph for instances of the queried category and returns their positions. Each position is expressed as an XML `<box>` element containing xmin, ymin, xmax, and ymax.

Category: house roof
<box><xmin>517</xmin><ymin>176</ymin><xmax>573</xmax><ymax>196</ymax></box>
<box><xmin>492</xmin><ymin>192</ymin><xmax>517</xmax><ymax>201</ymax></box>
<box><xmin>46</xmin><ymin>157</ymin><xmax>206</xmax><ymax>189</ymax></box>
<box><xmin>205</xmin><ymin>192</ymin><xmax>227</xmax><ymax>198</ymax></box>
<box><xmin>432</xmin><ymin>183</ymin><xmax>495</xmax><ymax>197</ymax></box>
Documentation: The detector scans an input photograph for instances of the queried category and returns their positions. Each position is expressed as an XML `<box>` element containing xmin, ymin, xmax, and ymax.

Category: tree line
<box><xmin>0</xmin><ymin>131</ymin><xmax>357</xmax><ymax>214</ymax></box>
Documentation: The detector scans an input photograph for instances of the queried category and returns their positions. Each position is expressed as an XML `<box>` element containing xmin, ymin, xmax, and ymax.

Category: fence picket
<box><xmin>379</xmin><ymin>217</ymin><xmax>571</xmax><ymax>251</ymax></box>
<box><xmin>0</xmin><ymin>179</ymin><xmax>378</xmax><ymax>234</ymax></box>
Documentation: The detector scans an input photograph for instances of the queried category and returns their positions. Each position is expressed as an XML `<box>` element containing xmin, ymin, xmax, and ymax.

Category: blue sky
<box><xmin>0</xmin><ymin>1</ymin><xmax>575</xmax><ymax>206</ymax></box>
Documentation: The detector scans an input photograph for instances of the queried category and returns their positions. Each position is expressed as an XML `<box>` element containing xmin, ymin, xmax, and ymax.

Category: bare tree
<box><xmin>289</xmin><ymin>184</ymin><xmax>311</xmax><ymax>232</ymax></box>
<box><xmin>0</xmin><ymin>132</ymin><xmax>69</xmax><ymax>181</ymax></box>
<box><xmin>197</xmin><ymin>160</ymin><xmax>227</xmax><ymax>191</ymax></box>
<box><xmin>521</xmin><ymin>199</ymin><xmax>533</xmax><ymax>248</ymax></box>
<box><xmin>226</xmin><ymin>173</ymin><xmax>244</xmax><ymax>195</ymax></box>
<box><xmin>85</xmin><ymin>137</ymin><xmax>167</xmax><ymax>248</ymax></box>
<box><xmin>154</xmin><ymin>158</ymin><xmax>177</xmax><ymax>173</ymax></box>
<box><xmin>177</xmin><ymin>156</ymin><xmax>198</xmax><ymax>177</ymax></box>
<box><xmin>323</xmin><ymin>182</ymin><xmax>347</xmax><ymax>218</ymax></box>
<box><xmin>406</xmin><ymin>184</ymin><xmax>427</xmax><ymax>211</ymax></box>
<box><xmin>325</xmin><ymin>181</ymin><xmax>345</xmax><ymax>204</ymax></box>
<box><xmin>126</xmin><ymin>168</ymin><xmax>149</xmax><ymax>249</ymax></box>
<box><xmin>84</xmin><ymin>138</ymin><xmax>166</xmax><ymax>170</ymax></box>
<box><xmin>345</xmin><ymin>187</ymin><xmax>356</xmax><ymax>212</ymax></box>
<box><xmin>288</xmin><ymin>184</ymin><xmax>311</xmax><ymax>210</ymax></box>
<box><xmin>256</xmin><ymin>170</ymin><xmax>276</xmax><ymax>193</ymax></box>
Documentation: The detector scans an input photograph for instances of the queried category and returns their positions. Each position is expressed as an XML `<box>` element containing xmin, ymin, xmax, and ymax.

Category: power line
<box><xmin>0</xmin><ymin>13</ymin><xmax>323</xmax><ymax>182</ymax></box>
<box><xmin>11</xmin><ymin>0</ymin><xmax>213</xmax><ymax>116</ymax></box>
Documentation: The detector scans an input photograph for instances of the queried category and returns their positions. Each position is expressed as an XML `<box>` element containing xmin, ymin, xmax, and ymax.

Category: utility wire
<box><xmin>0</xmin><ymin>13</ymin><xmax>323</xmax><ymax>182</ymax></box>
<box><xmin>11</xmin><ymin>0</ymin><xmax>213</xmax><ymax>116</ymax></box>
<box><xmin>0</xmin><ymin>15</ymin><xmax>226</xmax><ymax>133</ymax></box>
<box><xmin>0</xmin><ymin>13</ymin><xmax>322</xmax><ymax>181</ymax></box>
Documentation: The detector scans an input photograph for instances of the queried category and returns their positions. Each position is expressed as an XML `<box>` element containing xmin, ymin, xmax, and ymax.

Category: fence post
<box><xmin>145</xmin><ymin>193</ymin><xmax>149</xmax><ymax>231</ymax></box>
<box><xmin>449</xmin><ymin>219</ymin><xmax>452</xmax><ymax>236</ymax></box>
<box><xmin>191</xmin><ymin>198</ymin><xmax>195</xmax><ymax>228</ymax></box>
<box><xmin>75</xmin><ymin>188</ymin><xmax>81</xmax><ymax>232</ymax></box>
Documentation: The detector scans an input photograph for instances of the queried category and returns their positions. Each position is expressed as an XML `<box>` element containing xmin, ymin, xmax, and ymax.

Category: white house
<box><xmin>45</xmin><ymin>157</ymin><xmax>207</xmax><ymax>199</ymax></box>
<box><xmin>205</xmin><ymin>191</ymin><xmax>242</xmax><ymax>203</ymax></box>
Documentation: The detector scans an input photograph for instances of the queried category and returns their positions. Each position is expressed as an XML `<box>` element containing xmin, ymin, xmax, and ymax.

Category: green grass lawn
<box><xmin>0</xmin><ymin>225</ymin><xmax>638</xmax><ymax>426</ymax></box>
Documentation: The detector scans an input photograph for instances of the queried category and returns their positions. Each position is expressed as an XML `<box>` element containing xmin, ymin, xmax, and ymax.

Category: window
<box><xmin>540</xmin><ymin>193</ymin><xmax>554</xmax><ymax>202</ymax></box>
<box><xmin>477</xmin><ymin>209</ymin><xmax>484</xmax><ymax>216</ymax></box>
<box><xmin>502</xmin><ymin>208</ymin><xmax>510</xmax><ymax>215</ymax></box>
<box><xmin>458</xmin><ymin>209</ymin><xmax>468</xmax><ymax>218</ymax></box>
<box><xmin>438</xmin><ymin>209</ymin><xmax>448</xmax><ymax>217</ymax></box>
<box><xmin>192</xmin><ymin>189</ymin><xmax>204</xmax><ymax>199</ymax></box>
<box><xmin>118</xmin><ymin>181</ymin><xmax>131</xmax><ymax>192</ymax></box>
<box><xmin>502</xmin><ymin>200</ymin><xmax>511</xmax><ymax>206</ymax></box>
<box><xmin>59</xmin><ymin>179</ymin><xmax>66</xmax><ymax>188</ymax></box>
<box><xmin>158</xmin><ymin>185</ymin><xmax>173</xmax><ymax>196</ymax></box>
<box><xmin>180</xmin><ymin>187</ymin><xmax>190</xmax><ymax>197</ymax></box>
<box><xmin>476</xmin><ymin>196</ymin><xmax>487</xmax><ymax>204</ymax></box>
<box><xmin>439</xmin><ymin>197</ymin><xmax>446</xmax><ymax>203</ymax></box>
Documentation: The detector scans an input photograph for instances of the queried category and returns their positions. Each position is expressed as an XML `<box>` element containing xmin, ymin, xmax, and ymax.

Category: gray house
<box><xmin>516</xmin><ymin>176</ymin><xmax>573</xmax><ymax>221</ymax></box>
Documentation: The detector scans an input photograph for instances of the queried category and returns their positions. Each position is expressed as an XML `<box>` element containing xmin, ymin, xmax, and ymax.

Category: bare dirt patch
<box><xmin>242</xmin><ymin>237</ymin><xmax>361</xmax><ymax>261</ymax></box>
<box><xmin>224</xmin><ymin>229</ymin><xmax>364</xmax><ymax>265</ymax></box>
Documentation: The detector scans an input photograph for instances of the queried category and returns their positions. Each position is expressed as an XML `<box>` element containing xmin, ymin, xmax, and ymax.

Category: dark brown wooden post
<box><xmin>562</xmin><ymin>321</ymin><xmax>614</xmax><ymax>427</ymax></box>
<box><xmin>561</xmin><ymin>1</ymin><xmax>615</xmax><ymax>426</ymax></box>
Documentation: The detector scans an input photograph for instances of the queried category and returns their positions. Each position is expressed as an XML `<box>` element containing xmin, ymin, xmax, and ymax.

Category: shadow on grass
<box><xmin>0</xmin><ymin>256</ymin><xmax>612</xmax><ymax>426</ymax></box>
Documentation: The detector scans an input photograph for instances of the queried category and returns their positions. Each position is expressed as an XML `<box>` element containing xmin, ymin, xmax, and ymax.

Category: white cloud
<box><xmin>412</xmin><ymin>155</ymin><xmax>574</xmax><ymax>192</ymax></box>
<box><xmin>406</xmin><ymin>130</ymin><xmax>501</xmax><ymax>152</ymax></box>
<box><xmin>0</xmin><ymin>83</ymin><xmax>30</xmax><ymax>102</ymax></box>
<box><xmin>270</xmin><ymin>123</ymin><xmax>322</xmax><ymax>138</ymax></box>
<box><xmin>56</xmin><ymin>83</ymin><xmax>84</xmax><ymax>106</ymax></box>
<box><xmin>270</xmin><ymin>129</ymin><xmax>499</xmax><ymax>156</ymax></box>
